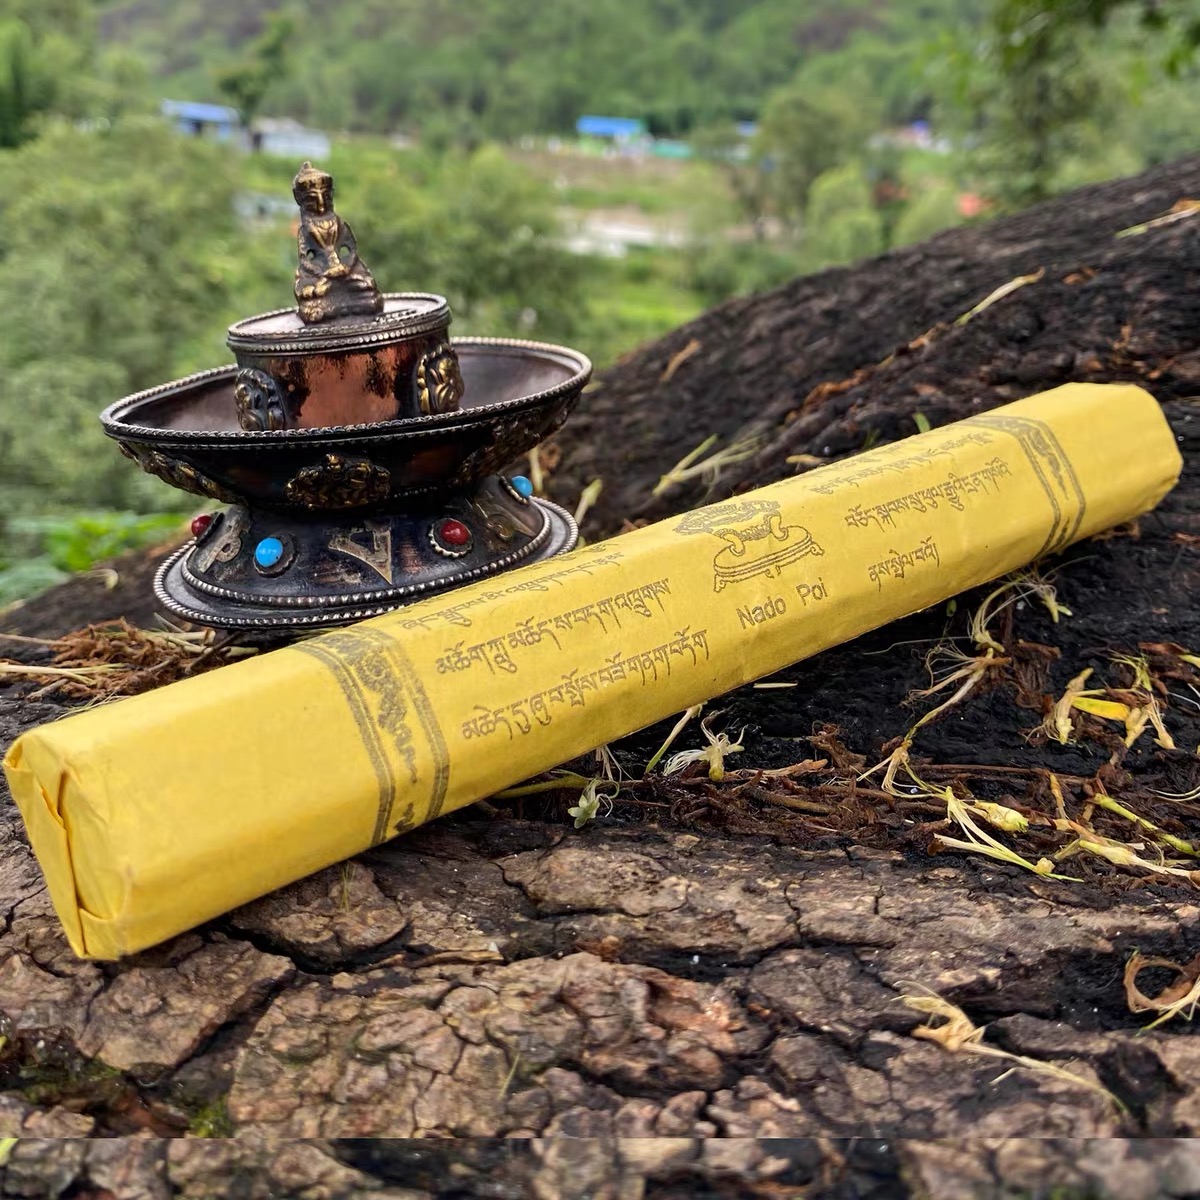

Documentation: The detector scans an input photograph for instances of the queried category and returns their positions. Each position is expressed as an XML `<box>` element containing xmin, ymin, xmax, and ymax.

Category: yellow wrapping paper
<box><xmin>3</xmin><ymin>383</ymin><xmax>1182</xmax><ymax>959</ymax></box>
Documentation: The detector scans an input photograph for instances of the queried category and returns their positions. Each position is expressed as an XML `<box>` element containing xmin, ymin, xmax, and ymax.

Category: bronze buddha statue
<box><xmin>292</xmin><ymin>161</ymin><xmax>383</xmax><ymax>324</ymax></box>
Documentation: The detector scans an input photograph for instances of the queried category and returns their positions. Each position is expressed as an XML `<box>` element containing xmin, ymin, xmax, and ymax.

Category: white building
<box><xmin>253</xmin><ymin>117</ymin><xmax>332</xmax><ymax>161</ymax></box>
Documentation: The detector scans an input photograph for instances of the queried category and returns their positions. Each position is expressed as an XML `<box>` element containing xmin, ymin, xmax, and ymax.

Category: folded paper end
<box><xmin>3</xmin><ymin>733</ymin><xmax>92</xmax><ymax>958</ymax></box>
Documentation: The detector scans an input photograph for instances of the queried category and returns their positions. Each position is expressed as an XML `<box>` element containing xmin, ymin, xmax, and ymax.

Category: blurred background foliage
<box><xmin>0</xmin><ymin>0</ymin><xmax>1197</xmax><ymax>601</ymax></box>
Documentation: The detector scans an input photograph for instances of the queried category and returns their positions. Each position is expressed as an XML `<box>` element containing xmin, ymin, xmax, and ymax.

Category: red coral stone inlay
<box><xmin>190</xmin><ymin>513</ymin><xmax>214</xmax><ymax>538</ymax></box>
<box><xmin>438</xmin><ymin>519</ymin><xmax>471</xmax><ymax>547</ymax></box>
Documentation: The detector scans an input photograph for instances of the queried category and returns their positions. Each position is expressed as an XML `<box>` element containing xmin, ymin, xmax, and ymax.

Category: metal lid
<box><xmin>227</xmin><ymin>293</ymin><xmax>451</xmax><ymax>356</ymax></box>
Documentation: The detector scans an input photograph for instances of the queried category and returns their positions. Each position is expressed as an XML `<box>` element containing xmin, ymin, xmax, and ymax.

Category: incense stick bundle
<box><xmin>4</xmin><ymin>383</ymin><xmax>1181</xmax><ymax>958</ymax></box>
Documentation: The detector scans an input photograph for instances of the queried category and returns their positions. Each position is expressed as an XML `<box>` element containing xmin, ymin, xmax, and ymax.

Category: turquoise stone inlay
<box><xmin>511</xmin><ymin>474</ymin><xmax>534</xmax><ymax>498</ymax></box>
<box><xmin>254</xmin><ymin>536</ymin><xmax>285</xmax><ymax>569</ymax></box>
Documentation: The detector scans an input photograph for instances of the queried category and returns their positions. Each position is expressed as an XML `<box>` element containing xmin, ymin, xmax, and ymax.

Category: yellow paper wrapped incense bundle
<box><xmin>3</xmin><ymin>383</ymin><xmax>1182</xmax><ymax>959</ymax></box>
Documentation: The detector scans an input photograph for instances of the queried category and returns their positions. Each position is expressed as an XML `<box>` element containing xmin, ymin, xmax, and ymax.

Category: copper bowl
<box><xmin>101</xmin><ymin>338</ymin><xmax>592</xmax><ymax>511</ymax></box>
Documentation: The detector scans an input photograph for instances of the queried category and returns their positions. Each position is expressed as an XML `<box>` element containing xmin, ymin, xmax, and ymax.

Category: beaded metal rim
<box><xmin>155</xmin><ymin>504</ymin><xmax>580</xmax><ymax>629</ymax></box>
<box><xmin>100</xmin><ymin>337</ymin><xmax>593</xmax><ymax>447</ymax></box>
<box><xmin>226</xmin><ymin>293</ymin><xmax>452</xmax><ymax>356</ymax></box>
<box><xmin>178</xmin><ymin>501</ymin><xmax>553</xmax><ymax>608</ymax></box>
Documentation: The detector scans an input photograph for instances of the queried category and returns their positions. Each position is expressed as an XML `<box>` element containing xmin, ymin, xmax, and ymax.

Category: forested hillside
<box><xmin>98</xmin><ymin>0</ymin><xmax>979</xmax><ymax>137</ymax></box>
<box><xmin>90</xmin><ymin>0</ymin><xmax>1200</xmax><ymax>201</ymax></box>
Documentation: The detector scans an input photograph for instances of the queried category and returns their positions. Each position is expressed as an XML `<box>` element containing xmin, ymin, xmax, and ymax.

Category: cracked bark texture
<box><xmin>0</xmin><ymin>809</ymin><xmax>1199</xmax><ymax>1194</ymax></box>
<box><xmin>2</xmin><ymin>157</ymin><xmax>1200</xmax><ymax>1196</ymax></box>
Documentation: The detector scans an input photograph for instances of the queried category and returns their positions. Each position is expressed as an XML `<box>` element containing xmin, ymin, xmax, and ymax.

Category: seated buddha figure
<box><xmin>292</xmin><ymin>162</ymin><xmax>383</xmax><ymax>324</ymax></box>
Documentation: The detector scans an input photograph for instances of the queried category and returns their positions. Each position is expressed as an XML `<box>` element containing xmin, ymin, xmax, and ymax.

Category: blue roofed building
<box><xmin>161</xmin><ymin>99</ymin><xmax>246</xmax><ymax>146</ymax></box>
<box><xmin>576</xmin><ymin>115</ymin><xmax>647</xmax><ymax>144</ymax></box>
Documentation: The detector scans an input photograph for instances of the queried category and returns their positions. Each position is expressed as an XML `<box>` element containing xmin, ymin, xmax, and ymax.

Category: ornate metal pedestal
<box><xmin>100</xmin><ymin>163</ymin><xmax>591</xmax><ymax>634</ymax></box>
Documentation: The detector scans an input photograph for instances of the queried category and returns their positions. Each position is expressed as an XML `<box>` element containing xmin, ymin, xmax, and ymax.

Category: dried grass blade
<box><xmin>1124</xmin><ymin>950</ymin><xmax>1200</xmax><ymax>1030</ymax></box>
<box><xmin>899</xmin><ymin>985</ymin><xmax>1122</xmax><ymax>1111</ymax></box>
<box><xmin>954</xmin><ymin>269</ymin><xmax>1045</xmax><ymax>326</ymax></box>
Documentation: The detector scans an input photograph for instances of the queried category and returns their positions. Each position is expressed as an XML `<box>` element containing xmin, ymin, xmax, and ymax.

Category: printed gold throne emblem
<box><xmin>676</xmin><ymin>500</ymin><xmax>824</xmax><ymax>592</ymax></box>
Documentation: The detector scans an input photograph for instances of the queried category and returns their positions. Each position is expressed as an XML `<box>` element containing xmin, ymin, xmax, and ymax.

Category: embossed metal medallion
<box><xmin>285</xmin><ymin>454</ymin><xmax>392</xmax><ymax>509</ymax></box>
<box><xmin>416</xmin><ymin>343</ymin><xmax>465</xmax><ymax>415</ymax></box>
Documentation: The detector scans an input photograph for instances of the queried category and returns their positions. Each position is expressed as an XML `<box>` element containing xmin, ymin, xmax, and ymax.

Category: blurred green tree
<box><xmin>683</xmin><ymin>237</ymin><xmax>799</xmax><ymax>307</ymax></box>
<box><xmin>805</xmin><ymin>161</ymin><xmax>885</xmax><ymax>266</ymax></box>
<box><xmin>690</xmin><ymin>122</ymin><xmax>772</xmax><ymax>240</ymax></box>
<box><xmin>0</xmin><ymin>19</ymin><xmax>62</xmax><ymax>146</ymax></box>
<box><xmin>0</xmin><ymin>0</ymin><xmax>151</xmax><ymax>147</ymax></box>
<box><xmin>215</xmin><ymin>12</ymin><xmax>294</xmax><ymax>136</ymax></box>
<box><xmin>892</xmin><ymin>180</ymin><xmax>965</xmax><ymax>247</ymax></box>
<box><xmin>348</xmin><ymin>144</ymin><xmax>586</xmax><ymax>341</ymax></box>
<box><xmin>0</xmin><ymin>121</ymin><xmax>246</xmax><ymax>511</ymax></box>
<box><xmin>753</xmin><ymin>83</ymin><xmax>877</xmax><ymax>225</ymax></box>
<box><xmin>937</xmin><ymin>0</ymin><xmax>1199</xmax><ymax>207</ymax></box>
